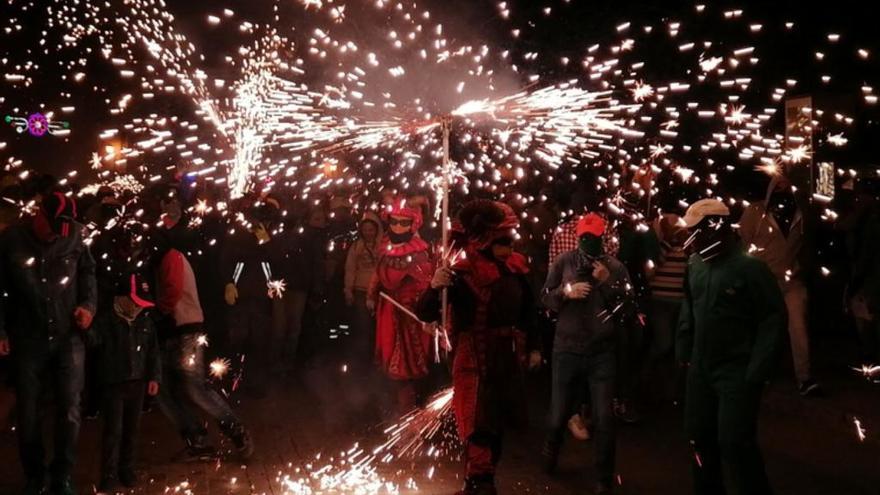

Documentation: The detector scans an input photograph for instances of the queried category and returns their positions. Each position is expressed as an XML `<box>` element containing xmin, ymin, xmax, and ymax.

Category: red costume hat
<box><xmin>381</xmin><ymin>197</ymin><xmax>423</xmax><ymax>232</ymax></box>
<box><xmin>452</xmin><ymin>200</ymin><xmax>519</xmax><ymax>251</ymax></box>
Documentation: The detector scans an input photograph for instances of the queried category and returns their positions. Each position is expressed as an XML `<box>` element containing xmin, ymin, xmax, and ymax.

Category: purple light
<box><xmin>27</xmin><ymin>113</ymin><xmax>48</xmax><ymax>137</ymax></box>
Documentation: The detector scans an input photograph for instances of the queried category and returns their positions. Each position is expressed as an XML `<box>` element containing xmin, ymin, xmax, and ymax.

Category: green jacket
<box><xmin>676</xmin><ymin>248</ymin><xmax>786</xmax><ymax>383</ymax></box>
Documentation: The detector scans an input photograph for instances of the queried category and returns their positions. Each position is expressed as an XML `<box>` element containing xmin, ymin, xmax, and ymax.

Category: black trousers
<box><xmin>101</xmin><ymin>380</ymin><xmax>146</xmax><ymax>481</ymax></box>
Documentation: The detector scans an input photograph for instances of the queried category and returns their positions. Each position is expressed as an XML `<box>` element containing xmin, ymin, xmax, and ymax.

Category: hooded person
<box><xmin>540</xmin><ymin>212</ymin><xmax>632</xmax><ymax>495</ymax></box>
<box><xmin>367</xmin><ymin>199</ymin><xmax>434</xmax><ymax>414</ymax></box>
<box><xmin>0</xmin><ymin>189</ymin><xmax>97</xmax><ymax>495</ymax></box>
<box><xmin>344</xmin><ymin>212</ymin><xmax>383</xmax><ymax>370</ymax></box>
<box><xmin>417</xmin><ymin>199</ymin><xmax>541</xmax><ymax>495</ymax></box>
<box><xmin>677</xmin><ymin>199</ymin><xmax>786</xmax><ymax>495</ymax></box>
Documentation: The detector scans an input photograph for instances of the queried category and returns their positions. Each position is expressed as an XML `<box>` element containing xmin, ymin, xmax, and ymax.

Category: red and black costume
<box><xmin>417</xmin><ymin>200</ymin><xmax>538</xmax><ymax>495</ymax></box>
<box><xmin>368</xmin><ymin>201</ymin><xmax>434</xmax><ymax>412</ymax></box>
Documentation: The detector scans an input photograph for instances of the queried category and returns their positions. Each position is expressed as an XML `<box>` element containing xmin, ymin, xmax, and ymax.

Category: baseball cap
<box><xmin>682</xmin><ymin>199</ymin><xmax>730</xmax><ymax>228</ymax></box>
<box><xmin>116</xmin><ymin>273</ymin><xmax>155</xmax><ymax>308</ymax></box>
<box><xmin>576</xmin><ymin>213</ymin><xmax>607</xmax><ymax>237</ymax></box>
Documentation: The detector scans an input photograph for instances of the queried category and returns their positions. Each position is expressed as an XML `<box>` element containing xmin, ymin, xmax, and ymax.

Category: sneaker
<box><xmin>798</xmin><ymin>380</ymin><xmax>823</xmax><ymax>397</ymax></box>
<box><xmin>567</xmin><ymin>414</ymin><xmax>590</xmax><ymax>441</ymax></box>
<box><xmin>181</xmin><ymin>436</ymin><xmax>218</xmax><ymax>461</ymax></box>
<box><xmin>595</xmin><ymin>481</ymin><xmax>614</xmax><ymax>494</ymax></box>
<box><xmin>613</xmin><ymin>399</ymin><xmax>641</xmax><ymax>424</ymax></box>
<box><xmin>541</xmin><ymin>440</ymin><xmax>560</xmax><ymax>474</ymax></box>
<box><xmin>118</xmin><ymin>468</ymin><xmax>138</xmax><ymax>488</ymax></box>
<box><xmin>49</xmin><ymin>477</ymin><xmax>77</xmax><ymax>495</ymax></box>
<box><xmin>22</xmin><ymin>478</ymin><xmax>47</xmax><ymax>495</ymax></box>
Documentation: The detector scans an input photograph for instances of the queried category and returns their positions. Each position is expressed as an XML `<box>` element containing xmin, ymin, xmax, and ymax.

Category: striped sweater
<box><xmin>650</xmin><ymin>242</ymin><xmax>688</xmax><ymax>300</ymax></box>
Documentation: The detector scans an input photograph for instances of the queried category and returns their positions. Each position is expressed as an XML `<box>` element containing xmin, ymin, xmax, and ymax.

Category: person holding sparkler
<box><xmin>541</xmin><ymin>213</ymin><xmax>632</xmax><ymax>495</ymax></box>
<box><xmin>368</xmin><ymin>199</ymin><xmax>435</xmax><ymax>414</ymax></box>
<box><xmin>677</xmin><ymin>199</ymin><xmax>786</xmax><ymax>495</ymax></box>
<box><xmin>418</xmin><ymin>199</ymin><xmax>541</xmax><ymax>495</ymax></box>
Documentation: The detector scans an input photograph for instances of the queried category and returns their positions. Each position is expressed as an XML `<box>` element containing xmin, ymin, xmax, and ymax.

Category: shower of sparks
<box><xmin>268</xmin><ymin>279</ymin><xmax>288</xmax><ymax>299</ymax></box>
<box><xmin>276</xmin><ymin>387</ymin><xmax>456</xmax><ymax>495</ymax></box>
<box><xmin>209</xmin><ymin>358</ymin><xmax>232</xmax><ymax>380</ymax></box>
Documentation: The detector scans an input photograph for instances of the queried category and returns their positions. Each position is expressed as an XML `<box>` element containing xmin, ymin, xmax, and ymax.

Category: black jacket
<box><xmin>0</xmin><ymin>223</ymin><xmax>97</xmax><ymax>348</ymax></box>
<box><xmin>542</xmin><ymin>251</ymin><xmax>632</xmax><ymax>356</ymax></box>
<box><xmin>89</xmin><ymin>309</ymin><xmax>161</xmax><ymax>385</ymax></box>
<box><xmin>220</xmin><ymin>230</ymin><xmax>284</xmax><ymax>304</ymax></box>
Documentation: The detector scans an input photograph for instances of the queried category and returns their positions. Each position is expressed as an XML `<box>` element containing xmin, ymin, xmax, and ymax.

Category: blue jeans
<box><xmin>157</xmin><ymin>333</ymin><xmax>242</xmax><ymax>442</ymax></box>
<box><xmin>547</xmin><ymin>351</ymin><xmax>616</xmax><ymax>483</ymax></box>
<box><xmin>13</xmin><ymin>336</ymin><xmax>85</xmax><ymax>481</ymax></box>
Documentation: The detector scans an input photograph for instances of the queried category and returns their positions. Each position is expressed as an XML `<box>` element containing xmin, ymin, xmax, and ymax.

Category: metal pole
<box><xmin>441</xmin><ymin>116</ymin><xmax>451</xmax><ymax>334</ymax></box>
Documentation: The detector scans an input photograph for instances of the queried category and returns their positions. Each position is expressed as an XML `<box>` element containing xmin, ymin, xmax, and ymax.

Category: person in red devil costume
<box><xmin>367</xmin><ymin>199</ymin><xmax>435</xmax><ymax>414</ymax></box>
<box><xmin>417</xmin><ymin>199</ymin><xmax>542</xmax><ymax>495</ymax></box>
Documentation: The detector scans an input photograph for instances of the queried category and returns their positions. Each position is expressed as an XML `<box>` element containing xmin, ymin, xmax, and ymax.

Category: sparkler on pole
<box><xmin>440</xmin><ymin>115</ymin><xmax>452</xmax><ymax>338</ymax></box>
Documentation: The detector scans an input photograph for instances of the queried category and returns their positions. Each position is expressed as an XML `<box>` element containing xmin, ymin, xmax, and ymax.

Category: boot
<box><xmin>182</xmin><ymin>435</ymin><xmax>217</xmax><ymax>461</ymax></box>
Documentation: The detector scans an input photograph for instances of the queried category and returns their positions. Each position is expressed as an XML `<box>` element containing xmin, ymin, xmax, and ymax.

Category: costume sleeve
<box><xmin>416</xmin><ymin>286</ymin><xmax>443</xmax><ymax>323</ymax></box>
<box><xmin>745</xmin><ymin>260</ymin><xmax>787</xmax><ymax>383</ymax></box>
<box><xmin>157</xmin><ymin>251</ymin><xmax>184</xmax><ymax>316</ymax></box>
<box><xmin>541</xmin><ymin>255</ymin><xmax>567</xmax><ymax>312</ymax></box>
<box><xmin>675</xmin><ymin>265</ymin><xmax>694</xmax><ymax>364</ymax></box>
<box><xmin>76</xmin><ymin>236</ymin><xmax>98</xmax><ymax>314</ymax></box>
<box><xmin>146</xmin><ymin>318</ymin><xmax>162</xmax><ymax>383</ymax></box>
<box><xmin>344</xmin><ymin>242</ymin><xmax>358</xmax><ymax>293</ymax></box>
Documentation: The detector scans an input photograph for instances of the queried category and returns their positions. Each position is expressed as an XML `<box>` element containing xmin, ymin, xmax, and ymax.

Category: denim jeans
<box><xmin>13</xmin><ymin>336</ymin><xmax>85</xmax><ymax>481</ymax></box>
<box><xmin>101</xmin><ymin>380</ymin><xmax>145</xmax><ymax>481</ymax></box>
<box><xmin>547</xmin><ymin>351</ymin><xmax>616</xmax><ymax>483</ymax></box>
<box><xmin>157</xmin><ymin>333</ymin><xmax>242</xmax><ymax>442</ymax></box>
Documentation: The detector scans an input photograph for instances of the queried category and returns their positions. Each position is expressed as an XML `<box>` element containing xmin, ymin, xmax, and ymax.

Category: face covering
<box><xmin>688</xmin><ymin>217</ymin><xmax>730</xmax><ymax>261</ymax></box>
<box><xmin>578</xmin><ymin>235</ymin><xmax>603</xmax><ymax>257</ymax></box>
<box><xmin>388</xmin><ymin>231</ymin><xmax>414</xmax><ymax>244</ymax></box>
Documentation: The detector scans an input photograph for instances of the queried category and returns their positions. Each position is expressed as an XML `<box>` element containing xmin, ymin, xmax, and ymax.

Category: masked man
<box><xmin>677</xmin><ymin>199</ymin><xmax>786</xmax><ymax>495</ymax></box>
<box><xmin>368</xmin><ymin>199</ymin><xmax>434</xmax><ymax>413</ymax></box>
<box><xmin>221</xmin><ymin>198</ymin><xmax>284</xmax><ymax>396</ymax></box>
<box><xmin>0</xmin><ymin>191</ymin><xmax>97</xmax><ymax>495</ymax></box>
<box><xmin>418</xmin><ymin>200</ymin><xmax>541</xmax><ymax>495</ymax></box>
<box><xmin>541</xmin><ymin>213</ymin><xmax>632</xmax><ymax>495</ymax></box>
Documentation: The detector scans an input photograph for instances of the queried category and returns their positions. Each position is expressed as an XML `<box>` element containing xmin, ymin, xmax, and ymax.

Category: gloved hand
<box><xmin>224</xmin><ymin>283</ymin><xmax>239</xmax><ymax>306</ymax></box>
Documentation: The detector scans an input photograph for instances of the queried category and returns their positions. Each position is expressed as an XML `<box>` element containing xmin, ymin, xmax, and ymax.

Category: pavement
<box><xmin>0</xmin><ymin>332</ymin><xmax>879</xmax><ymax>495</ymax></box>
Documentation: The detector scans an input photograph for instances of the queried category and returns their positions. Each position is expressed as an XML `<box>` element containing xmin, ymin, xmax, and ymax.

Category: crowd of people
<box><xmin>1</xmin><ymin>169</ymin><xmax>879</xmax><ymax>495</ymax></box>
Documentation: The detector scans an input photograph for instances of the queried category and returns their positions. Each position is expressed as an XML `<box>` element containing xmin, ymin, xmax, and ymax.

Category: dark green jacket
<box><xmin>676</xmin><ymin>248</ymin><xmax>786</xmax><ymax>383</ymax></box>
<box><xmin>90</xmin><ymin>309</ymin><xmax>161</xmax><ymax>385</ymax></box>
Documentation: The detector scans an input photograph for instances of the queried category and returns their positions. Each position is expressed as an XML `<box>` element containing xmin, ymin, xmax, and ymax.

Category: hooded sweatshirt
<box><xmin>344</xmin><ymin>213</ymin><xmax>383</xmax><ymax>293</ymax></box>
